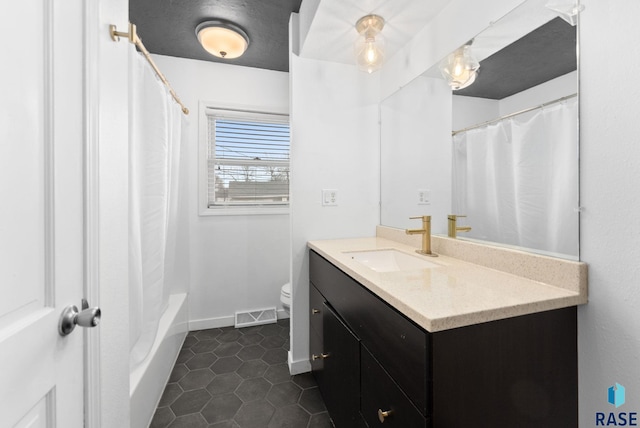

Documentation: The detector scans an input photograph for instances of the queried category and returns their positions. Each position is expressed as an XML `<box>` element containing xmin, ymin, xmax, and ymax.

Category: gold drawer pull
<box><xmin>312</xmin><ymin>308</ymin><xmax>320</xmax><ymax>314</ymax></box>
<box><xmin>378</xmin><ymin>409</ymin><xmax>393</xmax><ymax>423</ymax></box>
<box><xmin>312</xmin><ymin>353</ymin><xmax>330</xmax><ymax>360</ymax></box>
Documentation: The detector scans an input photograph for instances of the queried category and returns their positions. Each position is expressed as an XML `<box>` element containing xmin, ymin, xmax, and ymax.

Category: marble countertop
<box><xmin>308</xmin><ymin>235</ymin><xmax>587</xmax><ymax>332</ymax></box>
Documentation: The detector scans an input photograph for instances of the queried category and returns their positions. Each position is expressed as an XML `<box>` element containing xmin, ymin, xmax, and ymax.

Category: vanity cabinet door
<box><xmin>431</xmin><ymin>306</ymin><xmax>578</xmax><ymax>428</ymax></box>
<box><xmin>309</xmin><ymin>285</ymin><xmax>326</xmax><ymax>392</ymax></box>
<box><xmin>321</xmin><ymin>302</ymin><xmax>360</xmax><ymax>427</ymax></box>
<box><xmin>309</xmin><ymin>294</ymin><xmax>360</xmax><ymax>428</ymax></box>
<box><xmin>361</xmin><ymin>345</ymin><xmax>427</xmax><ymax>428</ymax></box>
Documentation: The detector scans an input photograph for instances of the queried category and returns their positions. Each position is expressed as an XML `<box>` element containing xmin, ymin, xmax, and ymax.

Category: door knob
<box><xmin>58</xmin><ymin>299</ymin><xmax>101</xmax><ymax>336</ymax></box>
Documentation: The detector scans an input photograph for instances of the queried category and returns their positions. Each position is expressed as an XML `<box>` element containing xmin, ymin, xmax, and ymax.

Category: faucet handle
<box><xmin>448</xmin><ymin>214</ymin><xmax>466</xmax><ymax>219</ymax></box>
<box><xmin>410</xmin><ymin>215</ymin><xmax>431</xmax><ymax>220</ymax></box>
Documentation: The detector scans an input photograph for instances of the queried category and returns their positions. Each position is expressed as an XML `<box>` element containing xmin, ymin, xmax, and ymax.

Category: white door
<box><xmin>0</xmin><ymin>0</ymin><xmax>89</xmax><ymax>426</ymax></box>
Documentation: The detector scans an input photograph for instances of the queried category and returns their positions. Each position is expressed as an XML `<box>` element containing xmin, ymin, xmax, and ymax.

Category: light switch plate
<box><xmin>322</xmin><ymin>189</ymin><xmax>338</xmax><ymax>206</ymax></box>
<box><xmin>418</xmin><ymin>189</ymin><xmax>431</xmax><ymax>205</ymax></box>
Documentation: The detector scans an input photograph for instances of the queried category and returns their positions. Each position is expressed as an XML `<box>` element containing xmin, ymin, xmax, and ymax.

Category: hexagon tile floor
<box><xmin>150</xmin><ymin>318</ymin><xmax>332</xmax><ymax>428</ymax></box>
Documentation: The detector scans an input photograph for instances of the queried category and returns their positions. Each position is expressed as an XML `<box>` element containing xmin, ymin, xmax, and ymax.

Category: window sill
<box><xmin>199</xmin><ymin>206</ymin><xmax>290</xmax><ymax>217</ymax></box>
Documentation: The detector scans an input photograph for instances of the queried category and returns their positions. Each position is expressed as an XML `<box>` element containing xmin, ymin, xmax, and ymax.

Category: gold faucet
<box><xmin>448</xmin><ymin>214</ymin><xmax>472</xmax><ymax>238</ymax></box>
<box><xmin>406</xmin><ymin>216</ymin><xmax>438</xmax><ymax>257</ymax></box>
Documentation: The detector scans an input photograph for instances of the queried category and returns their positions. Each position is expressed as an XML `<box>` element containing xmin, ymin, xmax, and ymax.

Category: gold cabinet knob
<box><xmin>378</xmin><ymin>408</ymin><xmax>393</xmax><ymax>423</ymax></box>
<box><xmin>312</xmin><ymin>308</ymin><xmax>320</xmax><ymax>314</ymax></box>
<box><xmin>312</xmin><ymin>353</ymin><xmax>330</xmax><ymax>360</ymax></box>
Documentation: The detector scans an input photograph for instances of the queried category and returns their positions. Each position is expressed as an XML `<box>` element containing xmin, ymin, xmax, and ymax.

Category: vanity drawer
<box><xmin>310</xmin><ymin>250</ymin><xmax>429</xmax><ymax>415</ymax></box>
<box><xmin>361</xmin><ymin>345</ymin><xmax>427</xmax><ymax>428</ymax></box>
<box><xmin>309</xmin><ymin>284</ymin><xmax>324</xmax><ymax>337</ymax></box>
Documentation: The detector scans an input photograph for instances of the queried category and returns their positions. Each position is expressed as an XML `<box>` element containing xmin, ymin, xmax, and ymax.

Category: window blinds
<box><xmin>207</xmin><ymin>114</ymin><xmax>290</xmax><ymax>207</ymax></box>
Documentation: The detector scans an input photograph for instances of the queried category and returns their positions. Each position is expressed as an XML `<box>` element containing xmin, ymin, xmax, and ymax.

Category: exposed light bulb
<box><xmin>366</xmin><ymin>42</ymin><xmax>377</xmax><ymax>64</ymax></box>
<box><xmin>439</xmin><ymin>45</ymin><xmax>480</xmax><ymax>90</ymax></box>
<box><xmin>453</xmin><ymin>62</ymin><xmax>464</xmax><ymax>78</ymax></box>
<box><xmin>356</xmin><ymin>37</ymin><xmax>384</xmax><ymax>73</ymax></box>
<box><xmin>355</xmin><ymin>15</ymin><xmax>385</xmax><ymax>74</ymax></box>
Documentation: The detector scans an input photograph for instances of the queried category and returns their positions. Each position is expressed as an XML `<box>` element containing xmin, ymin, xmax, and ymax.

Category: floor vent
<box><xmin>234</xmin><ymin>307</ymin><xmax>277</xmax><ymax>328</ymax></box>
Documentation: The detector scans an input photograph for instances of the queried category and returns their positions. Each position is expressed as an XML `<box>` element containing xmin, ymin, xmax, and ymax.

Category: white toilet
<box><xmin>280</xmin><ymin>282</ymin><xmax>292</xmax><ymax>315</ymax></box>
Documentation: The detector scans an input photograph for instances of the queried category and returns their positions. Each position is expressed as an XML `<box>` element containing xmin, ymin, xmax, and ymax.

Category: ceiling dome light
<box><xmin>355</xmin><ymin>14</ymin><xmax>385</xmax><ymax>74</ymax></box>
<box><xmin>439</xmin><ymin>44</ymin><xmax>480</xmax><ymax>90</ymax></box>
<box><xmin>196</xmin><ymin>20</ymin><xmax>249</xmax><ymax>59</ymax></box>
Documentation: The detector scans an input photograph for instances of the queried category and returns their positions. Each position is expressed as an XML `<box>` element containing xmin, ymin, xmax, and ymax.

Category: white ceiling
<box><xmin>300</xmin><ymin>0</ymin><xmax>453</xmax><ymax>66</ymax></box>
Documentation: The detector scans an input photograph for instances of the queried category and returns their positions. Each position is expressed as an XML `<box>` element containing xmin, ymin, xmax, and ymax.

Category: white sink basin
<box><xmin>345</xmin><ymin>249</ymin><xmax>439</xmax><ymax>272</ymax></box>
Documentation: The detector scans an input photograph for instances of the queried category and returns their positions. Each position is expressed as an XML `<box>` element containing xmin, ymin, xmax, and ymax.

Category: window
<box><xmin>202</xmin><ymin>107</ymin><xmax>290</xmax><ymax>214</ymax></box>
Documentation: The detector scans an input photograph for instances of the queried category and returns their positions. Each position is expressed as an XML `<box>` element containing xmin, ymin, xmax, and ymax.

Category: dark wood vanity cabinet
<box><xmin>310</xmin><ymin>250</ymin><xmax>429</xmax><ymax>427</ymax></box>
<box><xmin>309</xmin><ymin>285</ymin><xmax>360</xmax><ymax>427</ymax></box>
<box><xmin>309</xmin><ymin>250</ymin><xmax>578</xmax><ymax>428</ymax></box>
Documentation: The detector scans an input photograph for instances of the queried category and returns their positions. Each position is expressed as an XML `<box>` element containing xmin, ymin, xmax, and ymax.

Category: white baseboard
<box><xmin>189</xmin><ymin>309</ymin><xmax>290</xmax><ymax>331</ymax></box>
<box><xmin>189</xmin><ymin>315</ymin><xmax>234</xmax><ymax>331</ymax></box>
<box><xmin>288</xmin><ymin>351</ymin><xmax>311</xmax><ymax>375</ymax></box>
<box><xmin>276</xmin><ymin>309</ymin><xmax>290</xmax><ymax>320</ymax></box>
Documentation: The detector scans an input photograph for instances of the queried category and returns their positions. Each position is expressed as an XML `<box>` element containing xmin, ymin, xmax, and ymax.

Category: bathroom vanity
<box><xmin>308</xmin><ymin>232</ymin><xmax>587</xmax><ymax>428</ymax></box>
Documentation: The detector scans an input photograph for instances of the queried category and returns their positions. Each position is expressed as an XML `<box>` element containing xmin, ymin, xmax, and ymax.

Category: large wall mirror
<box><xmin>380</xmin><ymin>0</ymin><xmax>580</xmax><ymax>260</ymax></box>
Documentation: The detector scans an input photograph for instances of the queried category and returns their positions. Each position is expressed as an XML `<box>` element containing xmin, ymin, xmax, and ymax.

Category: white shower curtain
<box><xmin>452</xmin><ymin>97</ymin><xmax>578</xmax><ymax>257</ymax></box>
<box><xmin>129</xmin><ymin>45</ymin><xmax>187</xmax><ymax>370</ymax></box>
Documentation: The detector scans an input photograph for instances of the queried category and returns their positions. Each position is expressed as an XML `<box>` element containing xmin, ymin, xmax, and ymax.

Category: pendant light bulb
<box><xmin>366</xmin><ymin>42</ymin><xmax>377</xmax><ymax>64</ymax></box>
<box><xmin>453</xmin><ymin>58</ymin><xmax>465</xmax><ymax>78</ymax></box>
<box><xmin>439</xmin><ymin>44</ymin><xmax>480</xmax><ymax>90</ymax></box>
<box><xmin>355</xmin><ymin>15</ymin><xmax>385</xmax><ymax>74</ymax></box>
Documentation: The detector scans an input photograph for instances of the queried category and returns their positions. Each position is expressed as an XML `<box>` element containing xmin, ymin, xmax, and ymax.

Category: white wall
<box><xmin>289</xmin><ymin>35</ymin><xmax>381</xmax><ymax>372</ymax></box>
<box><xmin>297</xmin><ymin>0</ymin><xmax>321</xmax><ymax>53</ymax></box>
<box><xmin>380</xmin><ymin>75</ymin><xmax>452</xmax><ymax>232</ymax></box>
<box><xmin>579</xmin><ymin>0</ymin><xmax>640</xmax><ymax>422</ymax></box>
<box><xmin>151</xmin><ymin>55</ymin><xmax>291</xmax><ymax>329</ymax></box>
<box><xmin>452</xmin><ymin>96</ymin><xmax>499</xmax><ymax>131</ymax></box>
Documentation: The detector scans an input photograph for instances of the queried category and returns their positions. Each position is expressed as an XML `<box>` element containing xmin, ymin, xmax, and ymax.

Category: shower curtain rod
<box><xmin>451</xmin><ymin>93</ymin><xmax>577</xmax><ymax>136</ymax></box>
<box><xmin>110</xmin><ymin>23</ymin><xmax>189</xmax><ymax>115</ymax></box>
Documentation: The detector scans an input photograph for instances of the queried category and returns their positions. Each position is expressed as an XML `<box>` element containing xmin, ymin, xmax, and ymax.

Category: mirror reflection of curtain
<box><xmin>452</xmin><ymin>97</ymin><xmax>578</xmax><ymax>257</ymax></box>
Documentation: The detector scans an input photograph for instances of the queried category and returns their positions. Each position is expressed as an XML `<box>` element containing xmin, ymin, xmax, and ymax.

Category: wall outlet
<box><xmin>418</xmin><ymin>189</ymin><xmax>431</xmax><ymax>205</ymax></box>
<box><xmin>322</xmin><ymin>189</ymin><xmax>338</xmax><ymax>206</ymax></box>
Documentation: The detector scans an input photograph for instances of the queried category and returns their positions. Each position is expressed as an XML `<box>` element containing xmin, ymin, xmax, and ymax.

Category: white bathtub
<box><xmin>130</xmin><ymin>293</ymin><xmax>188</xmax><ymax>428</ymax></box>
